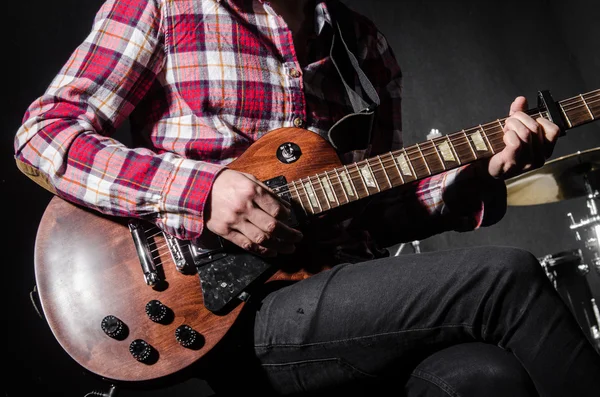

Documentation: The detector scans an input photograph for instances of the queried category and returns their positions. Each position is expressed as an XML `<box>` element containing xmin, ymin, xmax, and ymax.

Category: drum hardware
<box><xmin>538</xmin><ymin>249</ymin><xmax>600</xmax><ymax>353</ymax></box>
<box><xmin>567</xmin><ymin>188</ymin><xmax>600</xmax><ymax>275</ymax></box>
<box><xmin>394</xmin><ymin>240</ymin><xmax>421</xmax><ymax>256</ymax></box>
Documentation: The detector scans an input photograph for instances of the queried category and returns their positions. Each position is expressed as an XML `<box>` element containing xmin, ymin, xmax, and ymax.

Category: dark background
<box><xmin>4</xmin><ymin>0</ymin><xmax>600</xmax><ymax>396</ymax></box>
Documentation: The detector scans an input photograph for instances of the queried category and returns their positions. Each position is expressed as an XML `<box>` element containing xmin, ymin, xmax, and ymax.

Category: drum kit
<box><xmin>505</xmin><ymin>146</ymin><xmax>600</xmax><ymax>353</ymax></box>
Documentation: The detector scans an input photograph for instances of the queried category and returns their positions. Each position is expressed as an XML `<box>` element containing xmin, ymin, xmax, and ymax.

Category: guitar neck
<box><xmin>282</xmin><ymin>89</ymin><xmax>599</xmax><ymax>216</ymax></box>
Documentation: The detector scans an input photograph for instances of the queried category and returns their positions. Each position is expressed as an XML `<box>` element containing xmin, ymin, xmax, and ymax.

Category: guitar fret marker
<box><xmin>437</xmin><ymin>140</ymin><xmax>455</xmax><ymax>163</ymax></box>
<box><xmin>396</xmin><ymin>153</ymin><xmax>412</xmax><ymax>176</ymax></box>
<box><xmin>320</xmin><ymin>176</ymin><xmax>336</xmax><ymax>203</ymax></box>
<box><xmin>360</xmin><ymin>164</ymin><xmax>377</xmax><ymax>189</ymax></box>
<box><xmin>303</xmin><ymin>180</ymin><xmax>319</xmax><ymax>209</ymax></box>
<box><xmin>341</xmin><ymin>167</ymin><xmax>356</xmax><ymax>197</ymax></box>
<box><xmin>470</xmin><ymin>130</ymin><xmax>487</xmax><ymax>152</ymax></box>
<box><xmin>334</xmin><ymin>169</ymin><xmax>350</xmax><ymax>201</ymax></box>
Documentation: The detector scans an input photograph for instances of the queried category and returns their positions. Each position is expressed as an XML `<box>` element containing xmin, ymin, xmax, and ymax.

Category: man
<box><xmin>14</xmin><ymin>0</ymin><xmax>600</xmax><ymax>395</ymax></box>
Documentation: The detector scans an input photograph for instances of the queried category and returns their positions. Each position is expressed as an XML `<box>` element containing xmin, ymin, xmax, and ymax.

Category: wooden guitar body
<box><xmin>34</xmin><ymin>127</ymin><xmax>342</xmax><ymax>383</ymax></box>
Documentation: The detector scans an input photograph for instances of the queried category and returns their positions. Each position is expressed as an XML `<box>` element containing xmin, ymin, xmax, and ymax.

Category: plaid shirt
<box><xmin>15</xmin><ymin>0</ymin><xmax>505</xmax><ymax>258</ymax></box>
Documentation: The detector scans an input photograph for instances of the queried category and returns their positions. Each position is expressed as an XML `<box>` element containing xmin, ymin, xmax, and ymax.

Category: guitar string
<box><xmin>296</xmin><ymin>93</ymin><xmax>599</xmax><ymax>184</ymax></box>
<box><xmin>272</xmin><ymin>94</ymin><xmax>599</xmax><ymax>207</ymax></box>
<box><xmin>293</xmin><ymin>93</ymin><xmax>600</xmax><ymax>183</ymax></box>
<box><xmin>139</xmin><ymin>225</ymin><xmax>173</xmax><ymax>260</ymax></box>
<box><xmin>276</xmin><ymin>111</ymin><xmax>599</xmax><ymax>209</ymax></box>
<box><xmin>276</xmin><ymin>104</ymin><xmax>598</xmax><ymax>202</ymax></box>
<box><xmin>132</xmin><ymin>92</ymin><xmax>599</xmax><ymax>240</ymax></box>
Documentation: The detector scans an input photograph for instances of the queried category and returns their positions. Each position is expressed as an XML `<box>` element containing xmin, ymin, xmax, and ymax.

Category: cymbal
<box><xmin>505</xmin><ymin>147</ymin><xmax>600</xmax><ymax>206</ymax></box>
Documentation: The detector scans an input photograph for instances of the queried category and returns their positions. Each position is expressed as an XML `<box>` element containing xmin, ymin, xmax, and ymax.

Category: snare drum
<box><xmin>539</xmin><ymin>249</ymin><xmax>600</xmax><ymax>352</ymax></box>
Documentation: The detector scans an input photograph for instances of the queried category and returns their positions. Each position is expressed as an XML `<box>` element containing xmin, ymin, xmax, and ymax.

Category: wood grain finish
<box><xmin>34</xmin><ymin>127</ymin><xmax>342</xmax><ymax>383</ymax></box>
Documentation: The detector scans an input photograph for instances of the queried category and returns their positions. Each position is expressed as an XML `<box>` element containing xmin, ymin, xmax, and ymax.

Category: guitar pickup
<box><xmin>128</xmin><ymin>219</ymin><xmax>161</xmax><ymax>286</ymax></box>
<box><xmin>189</xmin><ymin>232</ymin><xmax>228</xmax><ymax>267</ymax></box>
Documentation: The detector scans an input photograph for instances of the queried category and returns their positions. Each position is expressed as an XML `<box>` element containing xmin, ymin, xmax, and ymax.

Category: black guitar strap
<box><xmin>327</xmin><ymin>1</ymin><xmax>381</xmax><ymax>153</ymax></box>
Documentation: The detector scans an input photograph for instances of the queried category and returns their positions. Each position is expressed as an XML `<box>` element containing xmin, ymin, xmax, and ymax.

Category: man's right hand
<box><xmin>205</xmin><ymin>169</ymin><xmax>303</xmax><ymax>257</ymax></box>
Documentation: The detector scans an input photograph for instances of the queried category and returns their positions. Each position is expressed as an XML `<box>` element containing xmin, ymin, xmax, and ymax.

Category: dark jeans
<box><xmin>204</xmin><ymin>246</ymin><xmax>600</xmax><ymax>396</ymax></box>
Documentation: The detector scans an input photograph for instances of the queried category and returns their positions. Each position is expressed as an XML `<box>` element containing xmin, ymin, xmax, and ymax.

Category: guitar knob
<box><xmin>145</xmin><ymin>300</ymin><xmax>169</xmax><ymax>323</ymax></box>
<box><xmin>101</xmin><ymin>315</ymin><xmax>127</xmax><ymax>339</ymax></box>
<box><xmin>129</xmin><ymin>339</ymin><xmax>154</xmax><ymax>362</ymax></box>
<box><xmin>175</xmin><ymin>324</ymin><xmax>199</xmax><ymax>348</ymax></box>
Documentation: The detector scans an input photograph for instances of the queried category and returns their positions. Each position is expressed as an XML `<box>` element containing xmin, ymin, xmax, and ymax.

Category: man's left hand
<box><xmin>487</xmin><ymin>96</ymin><xmax>560</xmax><ymax>180</ymax></box>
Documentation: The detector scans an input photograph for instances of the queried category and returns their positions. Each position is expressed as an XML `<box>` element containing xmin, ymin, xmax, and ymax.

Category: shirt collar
<box><xmin>251</xmin><ymin>0</ymin><xmax>333</xmax><ymax>36</ymax></box>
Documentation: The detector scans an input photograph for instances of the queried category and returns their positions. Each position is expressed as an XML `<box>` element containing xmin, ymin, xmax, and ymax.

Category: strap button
<box><xmin>293</xmin><ymin>117</ymin><xmax>303</xmax><ymax>127</ymax></box>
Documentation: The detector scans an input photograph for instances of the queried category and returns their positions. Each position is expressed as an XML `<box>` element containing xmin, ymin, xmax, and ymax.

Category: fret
<box><xmin>345</xmin><ymin>165</ymin><xmax>366</xmax><ymax>198</ymax></box>
<box><xmin>310</xmin><ymin>176</ymin><xmax>327</xmax><ymax>212</ymax></box>
<box><xmin>447</xmin><ymin>136</ymin><xmax>461</xmax><ymax>165</ymax></box>
<box><xmin>465</xmin><ymin>127</ymin><xmax>491</xmax><ymax>157</ymax></box>
<box><xmin>301</xmin><ymin>178</ymin><xmax>321</xmax><ymax>213</ymax></box>
<box><xmin>353</xmin><ymin>162</ymin><xmax>373</xmax><ymax>196</ymax></box>
<box><xmin>431</xmin><ymin>138</ymin><xmax>446</xmax><ymax>171</ymax></box>
<box><xmin>377</xmin><ymin>155</ymin><xmax>393</xmax><ymax>189</ymax></box>
<box><xmin>485</xmin><ymin>123</ymin><xmax>497</xmax><ymax>154</ymax></box>
<box><xmin>581</xmin><ymin>94</ymin><xmax>595</xmax><ymax>120</ymax></box>
<box><xmin>448</xmin><ymin>133</ymin><xmax>476</xmax><ymax>165</ymax></box>
<box><xmin>559</xmin><ymin>103</ymin><xmax>573</xmax><ymax>128</ymax></box>
<box><xmin>324</xmin><ymin>172</ymin><xmax>342</xmax><ymax>206</ymax></box>
<box><xmin>536</xmin><ymin>111</ymin><xmax>546</xmax><ymax>121</ymax></box>
<box><xmin>432</xmin><ymin>136</ymin><xmax>460</xmax><ymax>170</ymax></box>
<box><xmin>316</xmin><ymin>174</ymin><xmax>334</xmax><ymax>210</ymax></box>
<box><xmin>462</xmin><ymin>129</ymin><xmax>477</xmax><ymax>159</ymax></box>
<box><xmin>334</xmin><ymin>168</ymin><xmax>351</xmax><ymax>203</ymax></box>
<box><xmin>291</xmin><ymin>180</ymin><xmax>309</xmax><ymax>216</ymax></box>
<box><xmin>400</xmin><ymin>148</ymin><xmax>418</xmax><ymax>182</ymax></box>
<box><xmin>389</xmin><ymin>151</ymin><xmax>406</xmax><ymax>185</ymax></box>
<box><xmin>415</xmin><ymin>143</ymin><xmax>432</xmax><ymax>176</ymax></box>
<box><xmin>422</xmin><ymin>139</ymin><xmax>445</xmax><ymax>174</ymax></box>
<box><xmin>587</xmin><ymin>91</ymin><xmax>600</xmax><ymax>119</ymax></box>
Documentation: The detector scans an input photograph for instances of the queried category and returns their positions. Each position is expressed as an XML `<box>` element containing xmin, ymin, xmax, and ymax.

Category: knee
<box><xmin>472</xmin><ymin>246</ymin><xmax>546</xmax><ymax>285</ymax></box>
<box><xmin>406</xmin><ymin>343</ymin><xmax>537</xmax><ymax>397</ymax></box>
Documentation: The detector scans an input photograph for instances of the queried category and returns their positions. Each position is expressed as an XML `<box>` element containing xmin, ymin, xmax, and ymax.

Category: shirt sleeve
<box><xmin>355</xmin><ymin>22</ymin><xmax>507</xmax><ymax>246</ymax></box>
<box><xmin>13</xmin><ymin>0</ymin><xmax>224</xmax><ymax>241</ymax></box>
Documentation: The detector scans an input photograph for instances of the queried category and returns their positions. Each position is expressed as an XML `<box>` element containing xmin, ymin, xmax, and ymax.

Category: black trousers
<box><xmin>204</xmin><ymin>246</ymin><xmax>600</xmax><ymax>396</ymax></box>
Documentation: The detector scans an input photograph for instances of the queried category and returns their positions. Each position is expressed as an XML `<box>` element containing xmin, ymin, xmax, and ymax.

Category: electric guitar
<box><xmin>33</xmin><ymin>89</ymin><xmax>599</xmax><ymax>384</ymax></box>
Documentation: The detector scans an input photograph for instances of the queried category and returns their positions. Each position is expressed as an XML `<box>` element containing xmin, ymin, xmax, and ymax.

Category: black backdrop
<box><xmin>4</xmin><ymin>0</ymin><xmax>600</xmax><ymax>396</ymax></box>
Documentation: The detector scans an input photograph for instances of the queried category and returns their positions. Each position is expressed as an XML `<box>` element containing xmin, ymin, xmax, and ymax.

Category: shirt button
<box><xmin>293</xmin><ymin>117</ymin><xmax>303</xmax><ymax>127</ymax></box>
<box><xmin>289</xmin><ymin>68</ymin><xmax>301</xmax><ymax>78</ymax></box>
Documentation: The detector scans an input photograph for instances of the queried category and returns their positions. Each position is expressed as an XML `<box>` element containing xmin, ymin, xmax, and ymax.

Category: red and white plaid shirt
<box><xmin>15</xmin><ymin>0</ymin><xmax>505</xmax><ymax>260</ymax></box>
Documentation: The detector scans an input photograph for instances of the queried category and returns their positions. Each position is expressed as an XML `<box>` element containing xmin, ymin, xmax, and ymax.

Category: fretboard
<box><xmin>279</xmin><ymin>89</ymin><xmax>599</xmax><ymax>216</ymax></box>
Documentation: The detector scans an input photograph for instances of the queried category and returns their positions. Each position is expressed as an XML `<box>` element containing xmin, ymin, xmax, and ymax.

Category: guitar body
<box><xmin>34</xmin><ymin>127</ymin><xmax>342</xmax><ymax>383</ymax></box>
